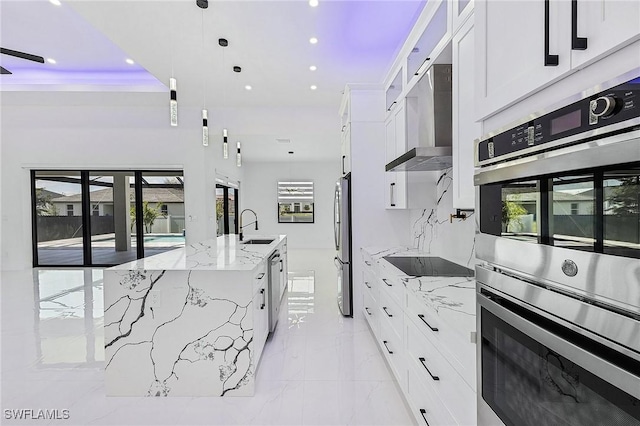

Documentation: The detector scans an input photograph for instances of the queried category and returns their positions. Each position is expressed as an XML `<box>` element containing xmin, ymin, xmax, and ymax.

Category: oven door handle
<box><xmin>478</xmin><ymin>289</ymin><xmax>640</xmax><ymax>399</ymax></box>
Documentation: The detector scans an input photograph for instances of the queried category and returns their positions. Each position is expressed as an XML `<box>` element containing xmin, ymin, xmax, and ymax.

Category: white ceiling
<box><xmin>0</xmin><ymin>0</ymin><xmax>426</xmax><ymax>160</ymax></box>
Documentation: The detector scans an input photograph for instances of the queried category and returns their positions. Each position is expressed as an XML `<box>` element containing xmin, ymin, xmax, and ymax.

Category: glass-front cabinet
<box><xmin>385</xmin><ymin>68</ymin><xmax>403</xmax><ymax>112</ymax></box>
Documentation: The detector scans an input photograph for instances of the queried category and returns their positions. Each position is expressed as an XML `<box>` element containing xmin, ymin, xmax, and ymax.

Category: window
<box><xmin>216</xmin><ymin>184</ymin><xmax>239</xmax><ymax>235</ymax></box>
<box><xmin>160</xmin><ymin>204</ymin><xmax>168</xmax><ymax>216</ymax></box>
<box><xmin>66</xmin><ymin>204</ymin><xmax>74</xmax><ymax>216</ymax></box>
<box><xmin>278</xmin><ymin>181</ymin><xmax>314</xmax><ymax>223</ymax></box>
<box><xmin>570</xmin><ymin>203</ymin><xmax>579</xmax><ymax>215</ymax></box>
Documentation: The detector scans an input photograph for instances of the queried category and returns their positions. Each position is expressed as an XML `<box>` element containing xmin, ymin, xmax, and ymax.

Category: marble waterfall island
<box><xmin>104</xmin><ymin>235</ymin><xmax>286</xmax><ymax>397</ymax></box>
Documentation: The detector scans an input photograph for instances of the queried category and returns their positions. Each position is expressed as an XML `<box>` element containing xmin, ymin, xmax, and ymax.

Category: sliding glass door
<box><xmin>32</xmin><ymin>170</ymin><xmax>184</xmax><ymax>267</ymax></box>
<box><xmin>33</xmin><ymin>171</ymin><xmax>84</xmax><ymax>266</ymax></box>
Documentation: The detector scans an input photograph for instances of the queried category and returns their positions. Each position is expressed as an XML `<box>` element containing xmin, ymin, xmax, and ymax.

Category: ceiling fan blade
<box><xmin>1</xmin><ymin>47</ymin><xmax>45</xmax><ymax>63</ymax></box>
<box><xmin>0</xmin><ymin>66</ymin><xmax>12</xmax><ymax>75</ymax></box>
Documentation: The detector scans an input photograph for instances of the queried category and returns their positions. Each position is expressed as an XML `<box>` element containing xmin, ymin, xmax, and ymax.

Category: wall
<box><xmin>409</xmin><ymin>168</ymin><xmax>477</xmax><ymax>269</ymax></box>
<box><xmin>1</xmin><ymin>99</ymin><xmax>215</xmax><ymax>270</ymax></box>
<box><xmin>240</xmin><ymin>160</ymin><xmax>340</xmax><ymax>249</ymax></box>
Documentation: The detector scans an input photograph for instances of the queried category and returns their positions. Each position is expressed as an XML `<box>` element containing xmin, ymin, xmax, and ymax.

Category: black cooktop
<box><xmin>383</xmin><ymin>256</ymin><xmax>474</xmax><ymax>277</ymax></box>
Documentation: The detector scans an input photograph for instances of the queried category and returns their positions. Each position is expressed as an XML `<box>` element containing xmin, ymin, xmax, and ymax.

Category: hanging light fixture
<box><xmin>219</xmin><ymin>38</ymin><xmax>229</xmax><ymax>158</ymax></box>
<box><xmin>169</xmin><ymin>78</ymin><xmax>178</xmax><ymax>127</ymax></box>
<box><xmin>236</xmin><ymin>141</ymin><xmax>242</xmax><ymax>167</ymax></box>
<box><xmin>198</xmin><ymin>1</ymin><xmax>208</xmax><ymax>145</ymax></box>
<box><xmin>223</xmin><ymin>128</ymin><xmax>229</xmax><ymax>159</ymax></box>
<box><xmin>168</xmin><ymin>6</ymin><xmax>177</xmax><ymax>127</ymax></box>
<box><xmin>202</xmin><ymin>110</ymin><xmax>209</xmax><ymax>146</ymax></box>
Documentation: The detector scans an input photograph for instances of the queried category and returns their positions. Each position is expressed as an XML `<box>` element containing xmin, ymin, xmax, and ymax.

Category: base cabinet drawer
<box><xmin>378</xmin><ymin>286</ymin><xmax>403</xmax><ymax>339</ymax></box>
<box><xmin>363</xmin><ymin>287</ymin><xmax>379</xmax><ymax>339</ymax></box>
<box><xmin>363</xmin><ymin>269</ymin><xmax>379</xmax><ymax>302</ymax></box>
<box><xmin>378</xmin><ymin>316</ymin><xmax>406</xmax><ymax>391</ymax></box>
<box><xmin>405</xmin><ymin>316</ymin><xmax>476</xmax><ymax>425</ymax></box>
<box><xmin>406</xmin><ymin>361</ymin><xmax>457</xmax><ymax>426</ymax></box>
<box><xmin>405</xmin><ymin>289</ymin><xmax>476</xmax><ymax>391</ymax></box>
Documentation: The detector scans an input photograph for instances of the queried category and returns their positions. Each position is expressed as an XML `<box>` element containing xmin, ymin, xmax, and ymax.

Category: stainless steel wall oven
<box><xmin>474</xmin><ymin>70</ymin><xmax>640</xmax><ymax>426</ymax></box>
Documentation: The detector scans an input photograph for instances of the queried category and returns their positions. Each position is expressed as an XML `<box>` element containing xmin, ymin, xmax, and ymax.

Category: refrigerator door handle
<box><xmin>334</xmin><ymin>256</ymin><xmax>342</xmax><ymax>270</ymax></box>
<box><xmin>334</xmin><ymin>185</ymin><xmax>340</xmax><ymax>251</ymax></box>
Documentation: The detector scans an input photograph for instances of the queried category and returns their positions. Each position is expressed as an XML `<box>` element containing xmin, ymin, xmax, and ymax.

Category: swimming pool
<box><xmin>143</xmin><ymin>235</ymin><xmax>185</xmax><ymax>244</ymax></box>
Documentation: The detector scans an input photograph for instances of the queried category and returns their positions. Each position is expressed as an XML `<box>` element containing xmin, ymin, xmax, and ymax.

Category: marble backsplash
<box><xmin>410</xmin><ymin>168</ymin><xmax>477</xmax><ymax>269</ymax></box>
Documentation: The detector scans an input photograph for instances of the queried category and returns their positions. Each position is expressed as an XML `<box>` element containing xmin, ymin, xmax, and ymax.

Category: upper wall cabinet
<box><xmin>475</xmin><ymin>0</ymin><xmax>640</xmax><ymax>121</ymax></box>
<box><xmin>452</xmin><ymin>14</ymin><xmax>479</xmax><ymax>210</ymax></box>
<box><xmin>452</xmin><ymin>0</ymin><xmax>473</xmax><ymax>34</ymax></box>
<box><xmin>406</xmin><ymin>0</ymin><xmax>451</xmax><ymax>88</ymax></box>
<box><xmin>385</xmin><ymin>69</ymin><xmax>403</xmax><ymax>113</ymax></box>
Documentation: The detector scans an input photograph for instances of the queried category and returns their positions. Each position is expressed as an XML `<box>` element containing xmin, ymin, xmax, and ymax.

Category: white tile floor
<box><xmin>1</xmin><ymin>249</ymin><xmax>413</xmax><ymax>426</ymax></box>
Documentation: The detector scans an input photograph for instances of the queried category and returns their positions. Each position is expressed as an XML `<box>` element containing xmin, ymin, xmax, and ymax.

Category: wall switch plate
<box><xmin>470</xmin><ymin>331</ymin><xmax>477</xmax><ymax>344</ymax></box>
<box><xmin>149</xmin><ymin>290</ymin><xmax>161</xmax><ymax>308</ymax></box>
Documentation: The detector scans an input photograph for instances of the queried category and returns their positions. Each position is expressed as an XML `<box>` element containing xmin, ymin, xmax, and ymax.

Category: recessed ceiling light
<box><xmin>309</xmin><ymin>0</ymin><xmax>319</xmax><ymax>7</ymax></box>
<box><xmin>310</xmin><ymin>85</ymin><xmax>317</xmax><ymax>90</ymax></box>
<box><xmin>46</xmin><ymin>58</ymin><xmax>56</xmax><ymax>64</ymax></box>
<box><xmin>309</xmin><ymin>37</ymin><xmax>318</xmax><ymax>45</ymax></box>
<box><xmin>125</xmin><ymin>58</ymin><xmax>135</xmax><ymax>65</ymax></box>
<box><xmin>309</xmin><ymin>65</ymin><xmax>317</xmax><ymax>71</ymax></box>
<box><xmin>49</xmin><ymin>0</ymin><xmax>61</xmax><ymax>6</ymax></box>
<box><xmin>245</xmin><ymin>85</ymin><xmax>252</xmax><ymax>90</ymax></box>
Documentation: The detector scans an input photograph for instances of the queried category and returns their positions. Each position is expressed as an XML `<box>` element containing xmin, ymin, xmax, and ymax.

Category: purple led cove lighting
<box><xmin>314</xmin><ymin>1</ymin><xmax>426</xmax><ymax>60</ymax></box>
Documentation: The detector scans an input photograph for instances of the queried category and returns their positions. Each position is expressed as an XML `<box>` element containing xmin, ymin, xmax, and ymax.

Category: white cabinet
<box><xmin>361</xmin><ymin>252</ymin><xmax>477</xmax><ymax>426</ymax></box>
<box><xmin>475</xmin><ymin>0</ymin><xmax>640</xmax><ymax>120</ymax></box>
<box><xmin>571</xmin><ymin>0</ymin><xmax>640</xmax><ymax>69</ymax></box>
<box><xmin>452</xmin><ymin>0</ymin><xmax>473</xmax><ymax>33</ymax></box>
<box><xmin>252</xmin><ymin>261</ymin><xmax>269</xmax><ymax>363</ymax></box>
<box><xmin>341</xmin><ymin>123</ymin><xmax>351</xmax><ymax>176</ymax></box>
<box><xmin>279</xmin><ymin>241</ymin><xmax>288</xmax><ymax>301</ymax></box>
<box><xmin>452</xmin><ymin>14</ymin><xmax>480</xmax><ymax>210</ymax></box>
<box><xmin>384</xmin><ymin>100</ymin><xmax>408</xmax><ymax>209</ymax></box>
<box><xmin>385</xmin><ymin>69</ymin><xmax>403</xmax><ymax>113</ymax></box>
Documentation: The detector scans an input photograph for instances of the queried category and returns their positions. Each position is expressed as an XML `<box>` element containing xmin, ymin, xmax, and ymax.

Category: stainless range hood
<box><xmin>386</xmin><ymin>64</ymin><xmax>452</xmax><ymax>172</ymax></box>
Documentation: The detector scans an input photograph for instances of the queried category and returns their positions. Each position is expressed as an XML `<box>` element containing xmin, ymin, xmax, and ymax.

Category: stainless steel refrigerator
<box><xmin>334</xmin><ymin>174</ymin><xmax>352</xmax><ymax>317</ymax></box>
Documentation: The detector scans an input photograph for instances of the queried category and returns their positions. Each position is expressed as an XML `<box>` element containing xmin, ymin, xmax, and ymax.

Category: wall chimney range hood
<box><xmin>386</xmin><ymin>64</ymin><xmax>452</xmax><ymax>172</ymax></box>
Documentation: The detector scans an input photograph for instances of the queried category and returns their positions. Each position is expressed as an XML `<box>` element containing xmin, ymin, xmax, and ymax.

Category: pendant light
<box><xmin>236</xmin><ymin>141</ymin><xmax>242</xmax><ymax>167</ymax></box>
<box><xmin>223</xmin><ymin>128</ymin><xmax>229</xmax><ymax>158</ymax></box>
<box><xmin>220</xmin><ymin>38</ymin><xmax>229</xmax><ymax>158</ymax></box>
<box><xmin>198</xmin><ymin>2</ymin><xmax>208</xmax><ymax>146</ymax></box>
<box><xmin>169</xmin><ymin>5</ymin><xmax>177</xmax><ymax>126</ymax></box>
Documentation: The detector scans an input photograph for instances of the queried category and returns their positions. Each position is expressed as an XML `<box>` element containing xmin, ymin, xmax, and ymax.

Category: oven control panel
<box><xmin>476</xmin><ymin>76</ymin><xmax>640</xmax><ymax>166</ymax></box>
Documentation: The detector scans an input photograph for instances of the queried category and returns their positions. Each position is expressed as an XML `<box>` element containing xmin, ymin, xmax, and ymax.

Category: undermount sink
<box><xmin>241</xmin><ymin>239</ymin><xmax>275</xmax><ymax>245</ymax></box>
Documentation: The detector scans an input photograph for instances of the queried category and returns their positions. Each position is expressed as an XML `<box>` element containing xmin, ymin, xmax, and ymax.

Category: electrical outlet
<box><xmin>148</xmin><ymin>290</ymin><xmax>161</xmax><ymax>308</ymax></box>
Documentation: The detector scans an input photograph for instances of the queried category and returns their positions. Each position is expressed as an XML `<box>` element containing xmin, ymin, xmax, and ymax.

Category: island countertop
<box><xmin>108</xmin><ymin>234</ymin><xmax>286</xmax><ymax>271</ymax></box>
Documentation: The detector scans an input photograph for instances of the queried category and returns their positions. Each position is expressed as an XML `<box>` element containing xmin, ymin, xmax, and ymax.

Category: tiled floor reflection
<box><xmin>1</xmin><ymin>249</ymin><xmax>412</xmax><ymax>425</ymax></box>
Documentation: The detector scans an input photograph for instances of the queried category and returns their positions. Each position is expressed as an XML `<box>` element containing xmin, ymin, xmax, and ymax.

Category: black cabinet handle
<box><xmin>390</xmin><ymin>182</ymin><xmax>396</xmax><ymax>207</ymax></box>
<box><xmin>364</xmin><ymin>260</ymin><xmax>371</xmax><ymax>266</ymax></box>
<box><xmin>280</xmin><ymin>259</ymin><xmax>283</xmax><ymax>272</ymax></box>
<box><xmin>387</xmin><ymin>100</ymin><xmax>397</xmax><ymax>112</ymax></box>
<box><xmin>256</xmin><ymin>272</ymin><xmax>265</xmax><ymax>280</ymax></box>
<box><xmin>365</xmin><ymin>307</ymin><xmax>372</xmax><ymax>316</ymax></box>
<box><xmin>571</xmin><ymin>0</ymin><xmax>587</xmax><ymax>50</ymax></box>
<box><xmin>383</xmin><ymin>340</ymin><xmax>393</xmax><ymax>354</ymax></box>
<box><xmin>419</xmin><ymin>357</ymin><xmax>440</xmax><ymax>381</ymax></box>
<box><xmin>382</xmin><ymin>278</ymin><xmax>392</xmax><ymax>287</ymax></box>
<box><xmin>342</xmin><ymin>155</ymin><xmax>346</xmax><ymax>175</ymax></box>
<box><xmin>418</xmin><ymin>314</ymin><xmax>438</xmax><ymax>331</ymax></box>
<box><xmin>383</xmin><ymin>306</ymin><xmax>393</xmax><ymax>317</ymax></box>
<box><xmin>260</xmin><ymin>288</ymin><xmax>266</xmax><ymax>309</ymax></box>
<box><xmin>365</xmin><ymin>281</ymin><xmax>371</xmax><ymax>289</ymax></box>
<box><xmin>544</xmin><ymin>0</ymin><xmax>559</xmax><ymax>66</ymax></box>
<box><xmin>419</xmin><ymin>409</ymin><xmax>430</xmax><ymax>425</ymax></box>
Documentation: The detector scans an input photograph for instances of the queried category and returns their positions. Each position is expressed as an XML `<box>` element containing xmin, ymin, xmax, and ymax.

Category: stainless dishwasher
<box><xmin>267</xmin><ymin>251</ymin><xmax>281</xmax><ymax>334</ymax></box>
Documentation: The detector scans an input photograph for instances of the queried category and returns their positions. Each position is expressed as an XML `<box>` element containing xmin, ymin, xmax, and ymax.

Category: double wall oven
<box><xmin>474</xmin><ymin>70</ymin><xmax>640</xmax><ymax>426</ymax></box>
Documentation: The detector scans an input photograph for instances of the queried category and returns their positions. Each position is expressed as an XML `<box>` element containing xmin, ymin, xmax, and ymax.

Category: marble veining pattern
<box><xmin>362</xmin><ymin>245</ymin><xmax>476</xmax><ymax>336</ymax></box>
<box><xmin>109</xmin><ymin>235</ymin><xmax>286</xmax><ymax>271</ymax></box>
<box><xmin>410</xmin><ymin>167</ymin><xmax>477</xmax><ymax>269</ymax></box>
<box><xmin>105</xmin><ymin>268</ymin><xmax>256</xmax><ymax>397</ymax></box>
<box><xmin>104</xmin><ymin>235</ymin><xmax>286</xmax><ymax>397</ymax></box>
